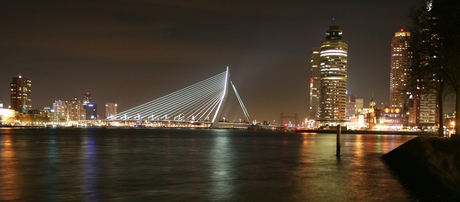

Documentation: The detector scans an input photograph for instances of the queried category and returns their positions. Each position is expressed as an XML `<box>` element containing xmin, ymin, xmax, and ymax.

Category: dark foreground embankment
<box><xmin>382</xmin><ymin>137</ymin><xmax>460</xmax><ymax>201</ymax></box>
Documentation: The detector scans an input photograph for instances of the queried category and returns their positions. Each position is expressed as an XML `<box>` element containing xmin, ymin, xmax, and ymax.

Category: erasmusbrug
<box><xmin>108</xmin><ymin>67</ymin><xmax>251</xmax><ymax>128</ymax></box>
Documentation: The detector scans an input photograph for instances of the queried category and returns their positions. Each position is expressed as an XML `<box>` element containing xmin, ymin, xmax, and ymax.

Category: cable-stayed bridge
<box><xmin>108</xmin><ymin>67</ymin><xmax>251</xmax><ymax>129</ymax></box>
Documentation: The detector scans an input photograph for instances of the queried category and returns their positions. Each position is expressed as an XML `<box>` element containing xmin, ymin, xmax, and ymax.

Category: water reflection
<box><xmin>80</xmin><ymin>132</ymin><xmax>100</xmax><ymax>201</ymax></box>
<box><xmin>209</xmin><ymin>132</ymin><xmax>234</xmax><ymax>200</ymax></box>
<box><xmin>294</xmin><ymin>133</ymin><xmax>347</xmax><ymax>200</ymax></box>
<box><xmin>0</xmin><ymin>130</ymin><xmax>21</xmax><ymax>201</ymax></box>
<box><xmin>293</xmin><ymin>133</ymin><xmax>414</xmax><ymax>201</ymax></box>
<box><xmin>46</xmin><ymin>135</ymin><xmax>58</xmax><ymax>201</ymax></box>
<box><xmin>0</xmin><ymin>129</ymin><xmax>415</xmax><ymax>201</ymax></box>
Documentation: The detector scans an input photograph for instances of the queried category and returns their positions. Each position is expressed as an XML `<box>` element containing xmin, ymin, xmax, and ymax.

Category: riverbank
<box><xmin>295</xmin><ymin>129</ymin><xmax>435</xmax><ymax>135</ymax></box>
<box><xmin>382</xmin><ymin>137</ymin><xmax>460</xmax><ymax>201</ymax></box>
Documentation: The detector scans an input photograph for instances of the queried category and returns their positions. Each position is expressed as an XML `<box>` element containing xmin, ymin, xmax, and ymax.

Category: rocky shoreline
<box><xmin>382</xmin><ymin>137</ymin><xmax>460</xmax><ymax>201</ymax></box>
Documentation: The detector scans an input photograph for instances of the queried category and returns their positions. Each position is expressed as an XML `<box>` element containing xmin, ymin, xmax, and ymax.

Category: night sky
<box><xmin>1</xmin><ymin>0</ymin><xmax>422</xmax><ymax>122</ymax></box>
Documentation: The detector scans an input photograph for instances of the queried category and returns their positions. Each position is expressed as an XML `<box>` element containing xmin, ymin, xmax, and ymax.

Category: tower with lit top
<box><xmin>390</xmin><ymin>29</ymin><xmax>411</xmax><ymax>110</ymax></box>
<box><xmin>318</xmin><ymin>25</ymin><xmax>348</xmax><ymax>126</ymax></box>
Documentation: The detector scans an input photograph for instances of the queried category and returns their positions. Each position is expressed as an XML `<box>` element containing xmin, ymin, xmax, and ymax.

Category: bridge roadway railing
<box><xmin>100</xmin><ymin>119</ymin><xmax>252</xmax><ymax>128</ymax></box>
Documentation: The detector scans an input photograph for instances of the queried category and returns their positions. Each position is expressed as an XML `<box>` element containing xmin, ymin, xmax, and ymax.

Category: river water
<box><xmin>0</xmin><ymin>128</ymin><xmax>415</xmax><ymax>201</ymax></box>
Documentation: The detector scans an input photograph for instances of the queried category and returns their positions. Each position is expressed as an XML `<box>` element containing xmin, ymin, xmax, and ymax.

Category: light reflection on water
<box><xmin>81</xmin><ymin>132</ymin><xmax>99</xmax><ymax>201</ymax></box>
<box><xmin>0</xmin><ymin>130</ymin><xmax>22</xmax><ymax>201</ymax></box>
<box><xmin>209</xmin><ymin>134</ymin><xmax>233</xmax><ymax>200</ymax></box>
<box><xmin>0</xmin><ymin>129</ymin><xmax>415</xmax><ymax>201</ymax></box>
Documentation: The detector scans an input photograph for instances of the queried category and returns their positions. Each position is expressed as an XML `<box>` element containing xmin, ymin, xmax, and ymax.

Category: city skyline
<box><xmin>0</xmin><ymin>0</ymin><xmax>421</xmax><ymax>121</ymax></box>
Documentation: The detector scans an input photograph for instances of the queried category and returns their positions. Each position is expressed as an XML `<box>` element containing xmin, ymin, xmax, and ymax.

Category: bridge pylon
<box><xmin>210</xmin><ymin>66</ymin><xmax>230</xmax><ymax>129</ymax></box>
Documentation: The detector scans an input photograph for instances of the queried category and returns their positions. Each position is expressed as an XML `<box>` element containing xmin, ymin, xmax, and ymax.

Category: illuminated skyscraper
<box><xmin>390</xmin><ymin>29</ymin><xmax>411</xmax><ymax>110</ymax></box>
<box><xmin>318</xmin><ymin>25</ymin><xmax>348</xmax><ymax>125</ymax></box>
<box><xmin>309</xmin><ymin>47</ymin><xmax>321</xmax><ymax>120</ymax></box>
<box><xmin>10</xmin><ymin>75</ymin><xmax>32</xmax><ymax>114</ymax></box>
<box><xmin>410</xmin><ymin>1</ymin><xmax>439</xmax><ymax>128</ymax></box>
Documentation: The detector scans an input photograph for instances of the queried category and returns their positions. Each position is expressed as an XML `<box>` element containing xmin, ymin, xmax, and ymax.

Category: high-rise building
<box><xmin>105</xmin><ymin>103</ymin><xmax>117</xmax><ymax>118</ymax></box>
<box><xmin>390</xmin><ymin>29</ymin><xmax>411</xmax><ymax>110</ymax></box>
<box><xmin>66</xmin><ymin>97</ymin><xmax>85</xmax><ymax>121</ymax></box>
<box><xmin>317</xmin><ymin>26</ymin><xmax>348</xmax><ymax>125</ymax></box>
<box><xmin>309</xmin><ymin>47</ymin><xmax>321</xmax><ymax>120</ymax></box>
<box><xmin>82</xmin><ymin>92</ymin><xmax>97</xmax><ymax>120</ymax></box>
<box><xmin>53</xmin><ymin>100</ymin><xmax>67</xmax><ymax>121</ymax></box>
<box><xmin>10</xmin><ymin>75</ymin><xmax>32</xmax><ymax>114</ymax></box>
<box><xmin>85</xmin><ymin>103</ymin><xmax>97</xmax><ymax>120</ymax></box>
<box><xmin>408</xmin><ymin>1</ymin><xmax>439</xmax><ymax>128</ymax></box>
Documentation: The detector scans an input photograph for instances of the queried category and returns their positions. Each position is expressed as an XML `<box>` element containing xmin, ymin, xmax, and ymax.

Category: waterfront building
<box><xmin>416</xmin><ymin>93</ymin><xmax>438</xmax><ymax>127</ymax></box>
<box><xmin>406</xmin><ymin>95</ymin><xmax>416</xmax><ymax>126</ymax></box>
<box><xmin>0</xmin><ymin>108</ymin><xmax>16</xmax><ymax>124</ymax></box>
<box><xmin>355</xmin><ymin>98</ymin><xmax>364</xmax><ymax>115</ymax></box>
<box><xmin>375</xmin><ymin>107</ymin><xmax>405</xmax><ymax>130</ymax></box>
<box><xmin>368</xmin><ymin>98</ymin><xmax>376</xmax><ymax>129</ymax></box>
<box><xmin>105</xmin><ymin>103</ymin><xmax>117</xmax><ymax>118</ymax></box>
<box><xmin>81</xmin><ymin>92</ymin><xmax>97</xmax><ymax>120</ymax></box>
<box><xmin>10</xmin><ymin>75</ymin><xmax>32</xmax><ymax>114</ymax></box>
<box><xmin>408</xmin><ymin>1</ymin><xmax>440</xmax><ymax>129</ymax></box>
<box><xmin>317</xmin><ymin>25</ymin><xmax>348</xmax><ymax>126</ymax></box>
<box><xmin>85</xmin><ymin>103</ymin><xmax>97</xmax><ymax>120</ymax></box>
<box><xmin>25</xmin><ymin>108</ymin><xmax>50</xmax><ymax>122</ymax></box>
<box><xmin>53</xmin><ymin>100</ymin><xmax>67</xmax><ymax>121</ymax></box>
<box><xmin>346</xmin><ymin>94</ymin><xmax>357</xmax><ymax>118</ymax></box>
<box><xmin>390</xmin><ymin>29</ymin><xmax>412</xmax><ymax>111</ymax></box>
<box><xmin>66</xmin><ymin>97</ymin><xmax>85</xmax><ymax>121</ymax></box>
<box><xmin>309</xmin><ymin>47</ymin><xmax>321</xmax><ymax>120</ymax></box>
